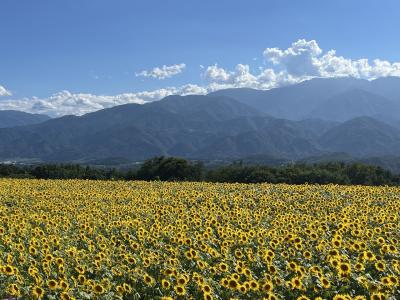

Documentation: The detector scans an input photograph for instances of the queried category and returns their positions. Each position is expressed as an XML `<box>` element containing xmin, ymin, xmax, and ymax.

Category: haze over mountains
<box><xmin>1</xmin><ymin>77</ymin><xmax>400</xmax><ymax>166</ymax></box>
<box><xmin>210</xmin><ymin>77</ymin><xmax>400</xmax><ymax>124</ymax></box>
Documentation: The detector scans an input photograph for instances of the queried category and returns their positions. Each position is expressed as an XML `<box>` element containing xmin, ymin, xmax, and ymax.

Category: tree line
<box><xmin>1</xmin><ymin>156</ymin><xmax>399</xmax><ymax>186</ymax></box>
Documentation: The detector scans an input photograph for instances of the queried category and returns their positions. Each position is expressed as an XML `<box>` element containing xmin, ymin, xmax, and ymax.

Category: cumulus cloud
<box><xmin>0</xmin><ymin>85</ymin><xmax>12</xmax><ymax>97</ymax></box>
<box><xmin>203</xmin><ymin>63</ymin><xmax>304</xmax><ymax>91</ymax></box>
<box><xmin>201</xmin><ymin>39</ymin><xmax>400</xmax><ymax>91</ymax></box>
<box><xmin>264</xmin><ymin>39</ymin><xmax>322</xmax><ymax>76</ymax></box>
<box><xmin>0</xmin><ymin>84</ymin><xmax>207</xmax><ymax>117</ymax></box>
<box><xmin>204</xmin><ymin>64</ymin><xmax>232</xmax><ymax>82</ymax></box>
<box><xmin>263</xmin><ymin>39</ymin><xmax>400</xmax><ymax>79</ymax></box>
<box><xmin>136</xmin><ymin>63</ymin><xmax>186</xmax><ymax>79</ymax></box>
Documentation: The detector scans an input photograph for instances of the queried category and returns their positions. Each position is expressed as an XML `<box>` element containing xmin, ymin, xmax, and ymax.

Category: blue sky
<box><xmin>1</xmin><ymin>0</ymin><xmax>400</xmax><ymax>116</ymax></box>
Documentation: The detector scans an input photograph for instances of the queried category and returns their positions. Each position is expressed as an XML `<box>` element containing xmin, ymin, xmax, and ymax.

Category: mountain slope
<box><xmin>319</xmin><ymin>117</ymin><xmax>400</xmax><ymax>157</ymax></box>
<box><xmin>309</xmin><ymin>89</ymin><xmax>400</xmax><ymax>122</ymax></box>
<box><xmin>209</xmin><ymin>77</ymin><xmax>400</xmax><ymax>122</ymax></box>
<box><xmin>196</xmin><ymin>118</ymin><xmax>323</xmax><ymax>159</ymax></box>
<box><xmin>368</xmin><ymin>76</ymin><xmax>400</xmax><ymax>102</ymax></box>
<box><xmin>0</xmin><ymin>110</ymin><xmax>51</xmax><ymax>128</ymax></box>
<box><xmin>209</xmin><ymin>77</ymin><xmax>369</xmax><ymax>119</ymax></box>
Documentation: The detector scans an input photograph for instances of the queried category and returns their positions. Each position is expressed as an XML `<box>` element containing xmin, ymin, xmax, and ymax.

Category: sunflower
<box><xmin>363</xmin><ymin>250</ymin><xmax>376</xmax><ymax>261</ymax></box>
<box><xmin>332</xmin><ymin>239</ymin><xmax>342</xmax><ymax>247</ymax></box>
<box><xmin>264</xmin><ymin>292</ymin><xmax>278</xmax><ymax>300</ymax></box>
<box><xmin>287</xmin><ymin>261</ymin><xmax>297</xmax><ymax>271</ymax></box>
<box><xmin>262</xmin><ymin>281</ymin><xmax>274</xmax><ymax>292</ymax></box>
<box><xmin>164</xmin><ymin>268</ymin><xmax>175</xmax><ymax>277</ymax></box>
<box><xmin>303</xmin><ymin>250</ymin><xmax>312</xmax><ymax>259</ymax></box>
<box><xmin>184</xmin><ymin>250</ymin><xmax>193</xmax><ymax>259</ymax></box>
<box><xmin>338</xmin><ymin>262</ymin><xmax>351</xmax><ymax>276</ymax></box>
<box><xmin>249</xmin><ymin>280</ymin><xmax>259</xmax><ymax>291</ymax></box>
<box><xmin>228</xmin><ymin>278</ymin><xmax>238</xmax><ymax>290</ymax></box>
<box><xmin>143</xmin><ymin>274</ymin><xmax>155</xmax><ymax>286</ymax></box>
<box><xmin>231</xmin><ymin>273</ymin><xmax>240</xmax><ymax>281</ymax></box>
<box><xmin>333</xmin><ymin>295</ymin><xmax>352</xmax><ymax>300</ymax></box>
<box><xmin>174</xmin><ymin>285</ymin><xmax>186</xmax><ymax>296</ymax></box>
<box><xmin>176</xmin><ymin>275</ymin><xmax>188</xmax><ymax>286</ymax></box>
<box><xmin>29</xmin><ymin>246</ymin><xmax>38</xmax><ymax>255</ymax></box>
<box><xmin>238</xmin><ymin>284</ymin><xmax>247</xmax><ymax>293</ymax></box>
<box><xmin>201</xmin><ymin>284</ymin><xmax>212</xmax><ymax>294</ymax></box>
<box><xmin>7</xmin><ymin>284</ymin><xmax>21</xmax><ymax>296</ymax></box>
<box><xmin>56</xmin><ymin>257</ymin><xmax>64</xmax><ymax>265</ymax></box>
<box><xmin>45</xmin><ymin>254</ymin><xmax>53</xmax><ymax>262</ymax></box>
<box><xmin>235</xmin><ymin>265</ymin><xmax>244</xmax><ymax>274</ymax></box>
<box><xmin>78</xmin><ymin>274</ymin><xmax>86</xmax><ymax>285</ymax></box>
<box><xmin>374</xmin><ymin>260</ymin><xmax>386</xmax><ymax>272</ymax></box>
<box><xmin>60</xmin><ymin>292</ymin><xmax>73</xmax><ymax>300</ymax></box>
<box><xmin>162</xmin><ymin>279</ymin><xmax>171</xmax><ymax>289</ymax></box>
<box><xmin>59</xmin><ymin>280</ymin><xmax>69</xmax><ymax>290</ymax></box>
<box><xmin>354</xmin><ymin>262</ymin><xmax>365</xmax><ymax>272</ymax></box>
<box><xmin>387</xmin><ymin>244</ymin><xmax>397</xmax><ymax>253</ymax></box>
<box><xmin>219</xmin><ymin>262</ymin><xmax>228</xmax><ymax>272</ymax></box>
<box><xmin>297</xmin><ymin>296</ymin><xmax>310</xmax><ymax>300</ymax></box>
<box><xmin>203</xmin><ymin>293</ymin><xmax>213</xmax><ymax>300</ymax></box>
<box><xmin>320</xmin><ymin>277</ymin><xmax>331</xmax><ymax>289</ymax></box>
<box><xmin>31</xmin><ymin>286</ymin><xmax>44</xmax><ymax>299</ymax></box>
<box><xmin>234</xmin><ymin>249</ymin><xmax>244</xmax><ymax>259</ymax></box>
<box><xmin>195</xmin><ymin>260</ymin><xmax>205</xmax><ymax>270</ymax></box>
<box><xmin>370</xmin><ymin>293</ymin><xmax>387</xmax><ymax>300</ymax></box>
<box><xmin>93</xmin><ymin>283</ymin><xmax>105</xmax><ymax>294</ymax></box>
<box><xmin>47</xmin><ymin>279</ymin><xmax>58</xmax><ymax>290</ymax></box>
<box><xmin>116</xmin><ymin>285</ymin><xmax>125</xmax><ymax>295</ymax></box>
<box><xmin>123</xmin><ymin>283</ymin><xmax>133</xmax><ymax>293</ymax></box>
<box><xmin>220</xmin><ymin>278</ymin><xmax>229</xmax><ymax>287</ymax></box>
<box><xmin>387</xmin><ymin>275</ymin><xmax>398</xmax><ymax>286</ymax></box>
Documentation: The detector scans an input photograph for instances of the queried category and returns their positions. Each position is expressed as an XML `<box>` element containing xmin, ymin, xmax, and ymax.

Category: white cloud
<box><xmin>264</xmin><ymin>39</ymin><xmax>322</xmax><ymax>76</ymax></box>
<box><xmin>263</xmin><ymin>39</ymin><xmax>400</xmax><ymax>79</ymax></box>
<box><xmin>0</xmin><ymin>84</ymin><xmax>207</xmax><ymax>117</ymax></box>
<box><xmin>203</xmin><ymin>63</ymin><xmax>305</xmax><ymax>91</ymax></box>
<box><xmin>204</xmin><ymin>64</ymin><xmax>232</xmax><ymax>82</ymax></box>
<box><xmin>201</xmin><ymin>39</ymin><xmax>400</xmax><ymax>91</ymax></box>
<box><xmin>0</xmin><ymin>85</ymin><xmax>12</xmax><ymax>97</ymax></box>
<box><xmin>136</xmin><ymin>63</ymin><xmax>186</xmax><ymax>79</ymax></box>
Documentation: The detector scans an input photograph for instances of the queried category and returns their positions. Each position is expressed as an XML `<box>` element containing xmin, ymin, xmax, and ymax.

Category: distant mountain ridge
<box><xmin>1</xmin><ymin>77</ymin><xmax>400</xmax><ymax>163</ymax></box>
<box><xmin>0</xmin><ymin>110</ymin><xmax>51</xmax><ymax>128</ymax></box>
<box><xmin>318</xmin><ymin>116</ymin><xmax>400</xmax><ymax>157</ymax></box>
<box><xmin>309</xmin><ymin>89</ymin><xmax>400</xmax><ymax>122</ymax></box>
<box><xmin>210</xmin><ymin>76</ymin><xmax>400</xmax><ymax>123</ymax></box>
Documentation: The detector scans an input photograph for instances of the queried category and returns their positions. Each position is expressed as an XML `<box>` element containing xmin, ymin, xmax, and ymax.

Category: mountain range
<box><xmin>1</xmin><ymin>77</ymin><xmax>400</xmax><ymax>166</ymax></box>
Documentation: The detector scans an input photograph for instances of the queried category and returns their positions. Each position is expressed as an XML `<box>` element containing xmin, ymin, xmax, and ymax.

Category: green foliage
<box><xmin>136</xmin><ymin>156</ymin><xmax>203</xmax><ymax>181</ymax></box>
<box><xmin>0</xmin><ymin>164</ymin><xmax>123</xmax><ymax>180</ymax></box>
<box><xmin>0</xmin><ymin>158</ymin><xmax>399</xmax><ymax>185</ymax></box>
<box><xmin>205</xmin><ymin>161</ymin><xmax>399</xmax><ymax>186</ymax></box>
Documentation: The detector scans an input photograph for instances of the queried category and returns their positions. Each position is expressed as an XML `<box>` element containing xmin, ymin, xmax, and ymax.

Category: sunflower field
<box><xmin>0</xmin><ymin>179</ymin><xmax>399</xmax><ymax>300</ymax></box>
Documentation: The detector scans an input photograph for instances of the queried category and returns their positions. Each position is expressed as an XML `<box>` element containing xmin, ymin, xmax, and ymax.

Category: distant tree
<box><xmin>136</xmin><ymin>156</ymin><xmax>203</xmax><ymax>181</ymax></box>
